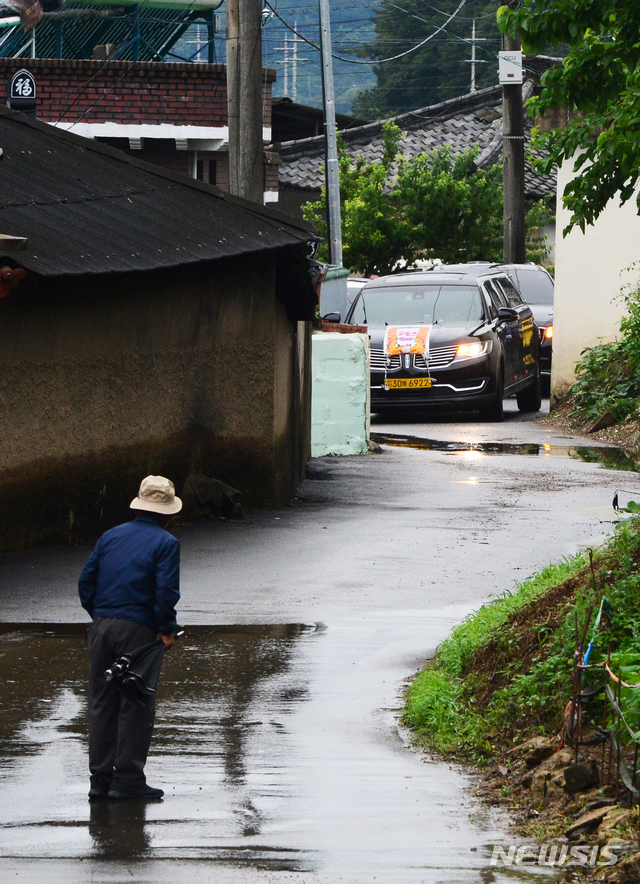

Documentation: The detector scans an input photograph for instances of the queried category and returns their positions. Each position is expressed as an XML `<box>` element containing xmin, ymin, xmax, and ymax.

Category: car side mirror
<box><xmin>497</xmin><ymin>306</ymin><xmax>519</xmax><ymax>322</ymax></box>
<box><xmin>323</xmin><ymin>312</ymin><xmax>341</xmax><ymax>323</ymax></box>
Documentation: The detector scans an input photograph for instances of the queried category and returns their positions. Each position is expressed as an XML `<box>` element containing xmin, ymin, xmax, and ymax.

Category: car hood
<box><xmin>368</xmin><ymin>324</ymin><xmax>482</xmax><ymax>350</ymax></box>
<box><xmin>528</xmin><ymin>304</ymin><xmax>553</xmax><ymax>327</ymax></box>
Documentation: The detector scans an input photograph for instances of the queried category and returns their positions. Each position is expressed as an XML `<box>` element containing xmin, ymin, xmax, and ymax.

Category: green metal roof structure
<box><xmin>0</xmin><ymin>1</ymin><xmax>223</xmax><ymax>63</ymax></box>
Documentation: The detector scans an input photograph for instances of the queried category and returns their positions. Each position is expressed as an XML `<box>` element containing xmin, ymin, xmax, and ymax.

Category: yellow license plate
<box><xmin>385</xmin><ymin>377</ymin><xmax>432</xmax><ymax>389</ymax></box>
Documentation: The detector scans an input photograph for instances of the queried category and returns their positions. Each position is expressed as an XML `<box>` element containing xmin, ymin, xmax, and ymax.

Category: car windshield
<box><xmin>514</xmin><ymin>269</ymin><xmax>554</xmax><ymax>306</ymax></box>
<box><xmin>352</xmin><ymin>284</ymin><xmax>485</xmax><ymax>327</ymax></box>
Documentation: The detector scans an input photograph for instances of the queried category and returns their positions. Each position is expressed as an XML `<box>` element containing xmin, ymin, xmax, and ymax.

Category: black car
<box><xmin>442</xmin><ymin>262</ymin><xmax>554</xmax><ymax>380</ymax></box>
<box><xmin>499</xmin><ymin>264</ymin><xmax>554</xmax><ymax>380</ymax></box>
<box><xmin>344</xmin><ymin>267</ymin><xmax>541</xmax><ymax>421</ymax></box>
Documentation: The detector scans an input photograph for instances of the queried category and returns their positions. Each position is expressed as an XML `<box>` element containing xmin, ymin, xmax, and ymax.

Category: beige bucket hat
<box><xmin>130</xmin><ymin>475</ymin><xmax>182</xmax><ymax>515</ymax></box>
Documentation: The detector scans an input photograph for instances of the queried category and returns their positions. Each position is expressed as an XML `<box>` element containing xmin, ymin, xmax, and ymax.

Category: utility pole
<box><xmin>318</xmin><ymin>0</ymin><xmax>342</xmax><ymax>266</ymax></box>
<box><xmin>283</xmin><ymin>34</ymin><xmax>289</xmax><ymax>97</ymax></box>
<box><xmin>470</xmin><ymin>19</ymin><xmax>476</xmax><ymax>93</ymax></box>
<box><xmin>464</xmin><ymin>22</ymin><xmax>487</xmax><ymax>94</ymax></box>
<box><xmin>274</xmin><ymin>32</ymin><xmax>308</xmax><ymax>101</ymax></box>
<box><xmin>292</xmin><ymin>20</ymin><xmax>298</xmax><ymax>102</ymax></box>
<box><xmin>226</xmin><ymin>0</ymin><xmax>264</xmax><ymax>203</ymax></box>
<box><xmin>501</xmin><ymin>23</ymin><xmax>525</xmax><ymax>263</ymax></box>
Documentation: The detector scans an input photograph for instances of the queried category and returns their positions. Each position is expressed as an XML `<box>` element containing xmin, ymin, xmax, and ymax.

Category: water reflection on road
<box><xmin>371</xmin><ymin>432</ymin><xmax>640</xmax><ymax>472</ymax></box>
<box><xmin>0</xmin><ymin>620</ymin><xmax>554</xmax><ymax>883</ymax></box>
<box><xmin>0</xmin><ymin>623</ymin><xmax>314</xmax><ymax>870</ymax></box>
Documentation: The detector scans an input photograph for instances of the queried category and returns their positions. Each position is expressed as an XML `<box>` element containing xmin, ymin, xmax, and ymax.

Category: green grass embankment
<box><xmin>403</xmin><ymin>518</ymin><xmax>640</xmax><ymax>761</ymax></box>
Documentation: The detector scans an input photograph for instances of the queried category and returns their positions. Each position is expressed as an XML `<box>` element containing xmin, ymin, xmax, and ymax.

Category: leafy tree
<box><xmin>498</xmin><ymin>0</ymin><xmax>640</xmax><ymax>234</ymax></box>
<box><xmin>308</xmin><ymin>124</ymin><xmax>415</xmax><ymax>276</ymax></box>
<box><xmin>396</xmin><ymin>146</ymin><xmax>504</xmax><ymax>264</ymax></box>
<box><xmin>353</xmin><ymin>0</ymin><xmax>502</xmax><ymax>120</ymax></box>
<box><xmin>303</xmin><ymin>122</ymin><xmax>549</xmax><ymax>273</ymax></box>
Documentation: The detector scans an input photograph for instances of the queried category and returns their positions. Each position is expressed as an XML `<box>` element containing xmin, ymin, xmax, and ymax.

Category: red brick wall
<box><xmin>214</xmin><ymin>153</ymin><xmax>229</xmax><ymax>191</ymax></box>
<box><xmin>0</xmin><ymin>58</ymin><xmax>275</xmax><ymax>128</ymax></box>
<box><xmin>264</xmin><ymin>151</ymin><xmax>281</xmax><ymax>191</ymax></box>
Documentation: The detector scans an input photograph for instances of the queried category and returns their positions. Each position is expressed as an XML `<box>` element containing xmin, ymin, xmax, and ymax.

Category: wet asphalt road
<box><xmin>0</xmin><ymin>399</ymin><xmax>636</xmax><ymax>884</ymax></box>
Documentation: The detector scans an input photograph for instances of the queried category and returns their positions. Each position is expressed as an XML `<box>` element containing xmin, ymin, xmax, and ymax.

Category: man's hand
<box><xmin>160</xmin><ymin>633</ymin><xmax>176</xmax><ymax>651</ymax></box>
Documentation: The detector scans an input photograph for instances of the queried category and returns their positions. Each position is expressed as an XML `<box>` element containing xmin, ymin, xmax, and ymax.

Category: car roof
<box><xmin>438</xmin><ymin>261</ymin><xmax>551</xmax><ymax>276</ymax></box>
<box><xmin>364</xmin><ymin>267</ymin><xmax>508</xmax><ymax>288</ymax></box>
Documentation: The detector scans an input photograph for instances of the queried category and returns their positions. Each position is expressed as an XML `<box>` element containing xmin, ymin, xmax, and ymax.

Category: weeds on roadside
<box><xmin>572</xmin><ymin>273</ymin><xmax>640</xmax><ymax>423</ymax></box>
<box><xmin>403</xmin><ymin>519</ymin><xmax>640</xmax><ymax>761</ymax></box>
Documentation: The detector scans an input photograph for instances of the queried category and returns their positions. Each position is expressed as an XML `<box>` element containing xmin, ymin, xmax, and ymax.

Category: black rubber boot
<box><xmin>107</xmin><ymin>784</ymin><xmax>164</xmax><ymax>800</ymax></box>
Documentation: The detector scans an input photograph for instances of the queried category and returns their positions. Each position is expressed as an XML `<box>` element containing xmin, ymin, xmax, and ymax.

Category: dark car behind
<box><xmin>441</xmin><ymin>262</ymin><xmax>554</xmax><ymax>381</ymax></box>
<box><xmin>500</xmin><ymin>264</ymin><xmax>554</xmax><ymax>380</ymax></box>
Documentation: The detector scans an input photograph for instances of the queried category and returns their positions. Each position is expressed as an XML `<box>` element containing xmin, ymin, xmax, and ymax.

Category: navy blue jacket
<box><xmin>78</xmin><ymin>513</ymin><xmax>180</xmax><ymax>634</ymax></box>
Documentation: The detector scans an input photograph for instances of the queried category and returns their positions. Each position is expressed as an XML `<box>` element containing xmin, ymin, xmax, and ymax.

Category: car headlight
<box><xmin>455</xmin><ymin>341</ymin><xmax>492</xmax><ymax>360</ymax></box>
<box><xmin>545</xmin><ymin>325</ymin><xmax>553</xmax><ymax>340</ymax></box>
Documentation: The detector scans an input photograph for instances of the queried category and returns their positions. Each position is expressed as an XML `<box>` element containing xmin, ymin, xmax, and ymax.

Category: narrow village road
<box><xmin>0</xmin><ymin>400</ymin><xmax>636</xmax><ymax>884</ymax></box>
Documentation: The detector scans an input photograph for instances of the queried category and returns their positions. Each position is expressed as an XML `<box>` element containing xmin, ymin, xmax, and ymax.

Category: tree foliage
<box><xmin>353</xmin><ymin>0</ymin><xmax>502</xmax><ymax>120</ymax></box>
<box><xmin>499</xmin><ymin>0</ymin><xmax>640</xmax><ymax>234</ymax></box>
<box><xmin>303</xmin><ymin>123</ymin><xmax>550</xmax><ymax>274</ymax></box>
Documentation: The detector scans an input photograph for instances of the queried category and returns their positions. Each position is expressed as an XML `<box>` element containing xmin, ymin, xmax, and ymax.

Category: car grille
<box><xmin>370</xmin><ymin>348</ymin><xmax>401</xmax><ymax>371</ymax></box>
<box><xmin>371</xmin><ymin>345</ymin><xmax>458</xmax><ymax>371</ymax></box>
<box><xmin>416</xmin><ymin>345</ymin><xmax>458</xmax><ymax>369</ymax></box>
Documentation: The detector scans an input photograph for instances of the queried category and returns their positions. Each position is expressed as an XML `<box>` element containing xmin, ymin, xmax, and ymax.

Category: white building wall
<box><xmin>311</xmin><ymin>332</ymin><xmax>370</xmax><ymax>457</ymax></box>
<box><xmin>552</xmin><ymin>160</ymin><xmax>640</xmax><ymax>402</ymax></box>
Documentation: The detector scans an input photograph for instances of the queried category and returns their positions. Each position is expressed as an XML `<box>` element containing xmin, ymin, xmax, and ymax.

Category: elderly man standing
<box><xmin>79</xmin><ymin>475</ymin><xmax>182</xmax><ymax>801</ymax></box>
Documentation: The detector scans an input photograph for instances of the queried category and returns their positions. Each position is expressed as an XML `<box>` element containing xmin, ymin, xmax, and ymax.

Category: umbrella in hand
<box><xmin>105</xmin><ymin>640</ymin><xmax>165</xmax><ymax>707</ymax></box>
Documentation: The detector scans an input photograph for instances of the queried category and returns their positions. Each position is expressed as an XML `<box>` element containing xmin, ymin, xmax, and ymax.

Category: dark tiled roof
<box><xmin>0</xmin><ymin>107</ymin><xmax>314</xmax><ymax>279</ymax></box>
<box><xmin>278</xmin><ymin>84</ymin><xmax>556</xmax><ymax>201</ymax></box>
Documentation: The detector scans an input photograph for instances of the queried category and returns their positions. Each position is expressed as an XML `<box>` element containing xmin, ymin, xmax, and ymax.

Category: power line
<box><xmin>384</xmin><ymin>2</ymin><xmax>497</xmax><ymax>58</ymax></box>
<box><xmin>418</xmin><ymin>0</ymin><xmax>501</xmax><ymax>21</ymax></box>
<box><xmin>263</xmin><ymin>0</ymin><xmax>468</xmax><ymax>65</ymax></box>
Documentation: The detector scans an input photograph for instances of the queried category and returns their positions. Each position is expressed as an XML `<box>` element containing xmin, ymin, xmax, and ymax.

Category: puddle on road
<box><xmin>371</xmin><ymin>432</ymin><xmax>640</xmax><ymax>472</ymax></box>
<box><xmin>0</xmin><ymin>623</ymin><xmax>317</xmax><ymax>871</ymax></box>
<box><xmin>0</xmin><ymin>623</ymin><xmax>563</xmax><ymax>882</ymax></box>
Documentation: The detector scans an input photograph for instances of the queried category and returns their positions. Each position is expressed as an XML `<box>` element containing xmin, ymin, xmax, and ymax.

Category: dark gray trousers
<box><xmin>88</xmin><ymin>617</ymin><xmax>157</xmax><ymax>793</ymax></box>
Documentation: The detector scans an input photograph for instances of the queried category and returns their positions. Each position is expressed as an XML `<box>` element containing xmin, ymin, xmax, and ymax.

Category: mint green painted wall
<box><xmin>311</xmin><ymin>332</ymin><xmax>369</xmax><ymax>457</ymax></box>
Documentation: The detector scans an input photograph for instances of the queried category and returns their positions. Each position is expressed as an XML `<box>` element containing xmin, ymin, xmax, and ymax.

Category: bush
<box><xmin>572</xmin><ymin>277</ymin><xmax>640</xmax><ymax>423</ymax></box>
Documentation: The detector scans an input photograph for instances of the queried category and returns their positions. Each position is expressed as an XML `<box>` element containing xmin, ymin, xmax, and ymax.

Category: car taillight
<box><xmin>539</xmin><ymin>325</ymin><xmax>553</xmax><ymax>343</ymax></box>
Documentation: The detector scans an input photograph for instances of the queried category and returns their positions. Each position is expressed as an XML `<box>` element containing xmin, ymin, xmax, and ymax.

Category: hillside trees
<box><xmin>353</xmin><ymin>0</ymin><xmax>502</xmax><ymax>120</ymax></box>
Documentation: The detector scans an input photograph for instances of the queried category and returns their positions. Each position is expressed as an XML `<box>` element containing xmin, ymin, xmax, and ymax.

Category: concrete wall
<box><xmin>311</xmin><ymin>332</ymin><xmax>369</xmax><ymax>457</ymax></box>
<box><xmin>319</xmin><ymin>268</ymin><xmax>349</xmax><ymax>321</ymax></box>
<box><xmin>551</xmin><ymin>160</ymin><xmax>640</xmax><ymax>403</ymax></box>
<box><xmin>0</xmin><ymin>256</ymin><xmax>311</xmax><ymax>549</ymax></box>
